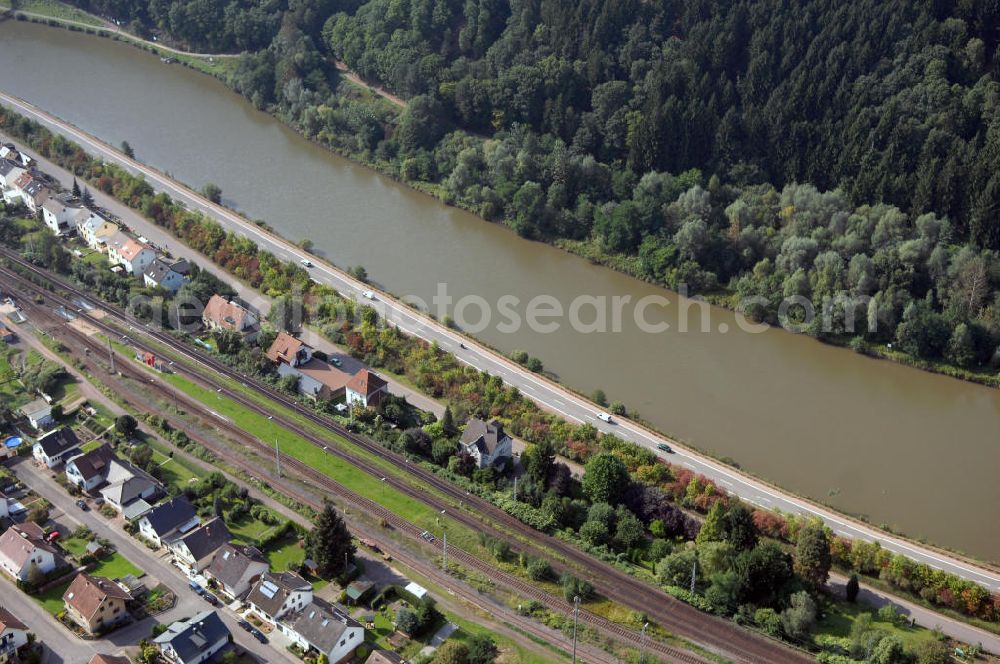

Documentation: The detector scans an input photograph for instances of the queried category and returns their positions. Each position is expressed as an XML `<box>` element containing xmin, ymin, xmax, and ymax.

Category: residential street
<box><xmin>2</xmin><ymin>93</ymin><xmax>997</xmax><ymax>596</ymax></box>
<box><xmin>11</xmin><ymin>458</ymin><xmax>298</xmax><ymax>664</ymax></box>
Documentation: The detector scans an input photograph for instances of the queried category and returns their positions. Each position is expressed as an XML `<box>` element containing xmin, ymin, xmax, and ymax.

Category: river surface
<box><xmin>3</xmin><ymin>21</ymin><xmax>999</xmax><ymax>560</ymax></box>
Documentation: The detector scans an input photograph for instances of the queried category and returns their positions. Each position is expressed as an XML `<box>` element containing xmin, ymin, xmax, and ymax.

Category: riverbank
<box><xmin>4</xmin><ymin>19</ymin><xmax>1000</xmax><ymax>565</ymax></box>
<box><xmin>8</xmin><ymin>8</ymin><xmax>998</xmax><ymax>397</ymax></box>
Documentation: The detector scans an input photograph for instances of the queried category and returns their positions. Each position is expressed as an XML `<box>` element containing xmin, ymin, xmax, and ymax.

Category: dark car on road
<box><xmin>75</xmin><ymin>499</ymin><xmax>88</xmax><ymax>511</ymax></box>
<box><xmin>188</xmin><ymin>580</ymin><xmax>204</xmax><ymax>595</ymax></box>
<box><xmin>251</xmin><ymin>628</ymin><xmax>268</xmax><ymax>644</ymax></box>
<box><xmin>203</xmin><ymin>592</ymin><xmax>219</xmax><ymax>606</ymax></box>
<box><xmin>238</xmin><ymin>620</ymin><xmax>252</xmax><ymax>632</ymax></box>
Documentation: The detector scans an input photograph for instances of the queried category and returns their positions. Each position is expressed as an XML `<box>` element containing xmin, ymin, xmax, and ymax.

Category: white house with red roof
<box><xmin>107</xmin><ymin>232</ymin><xmax>156</xmax><ymax>276</ymax></box>
<box><xmin>345</xmin><ymin>369</ymin><xmax>388</xmax><ymax>408</ymax></box>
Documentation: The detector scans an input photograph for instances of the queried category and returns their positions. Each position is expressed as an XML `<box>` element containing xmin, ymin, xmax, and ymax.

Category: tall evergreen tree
<box><xmin>71</xmin><ymin>178</ymin><xmax>81</xmax><ymax>198</ymax></box>
<box><xmin>305</xmin><ymin>500</ymin><xmax>356</xmax><ymax>578</ymax></box>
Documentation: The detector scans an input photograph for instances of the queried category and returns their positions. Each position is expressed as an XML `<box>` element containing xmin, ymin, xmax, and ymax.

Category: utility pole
<box><xmin>512</xmin><ymin>476</ymin><xmax>518</xmax><ymax>501</ymax></box>
<box><xmin>690</xmin><ymin>558</ymin><xmax>697</xmax><ymax>593</ymax></box>
<box><xmin>275</xmin><ymin>437</ymin><xmax>281</xmax><ymax>477</ymax></box>
<box><xmin>571</xmin><ymin>595</ymin><xmax>580</xmax><ymax>664</ymax></box>
<box><xmin>442</xmin><ymin>530</ymin><xmax>448</xmax><ymax>572</ymax></box>
<box><xmin>639</xmin><ymin>622</ymin><xmax>649</xmax><ymax>664</ymax></box>
<box><xmin>107</xmin><ymin>336</ymin><xmax>115</xmax><ymax>373</ymax></box>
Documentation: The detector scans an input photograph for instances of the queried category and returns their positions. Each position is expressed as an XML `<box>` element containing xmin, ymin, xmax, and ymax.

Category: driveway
<box><xmin>11</xmin><ymin>458</ymin><xmax>299</xmax><ymax>663</ymax></box>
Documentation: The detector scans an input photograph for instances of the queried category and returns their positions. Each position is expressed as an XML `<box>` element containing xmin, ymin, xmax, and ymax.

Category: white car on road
<box><xmin>362</xmin><ymin>290</ymin><xmax>376</xmax><ymax>300</ymax></box>
<box><xmin>300</xmin><ymin>258</ymin><xmax>313</xmax><ymax>268</ymax></box>
<box><xmin>597</xmin><ymin>412</ymin><xmax>613</xmax><ymax>423</ymax></box>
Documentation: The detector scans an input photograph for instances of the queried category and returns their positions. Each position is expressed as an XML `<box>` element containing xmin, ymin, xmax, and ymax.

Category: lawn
<box><xmin>816</xmin><ymin>599</ymin><xmax>941</xmax><ymax>651</ymax></box>
<box><xmin>91</xmin><ymin>551</ymin><xmax>143</xmax><ymax>579</ymax></box>
<box><xmin>4</xmin><ymin>0</ymin><xmax>104</xmax><ymax>24</ymax></box>
<box><xmin>228</xmin><ymin>515</ymin><xmax>281</xmax><ymax>546</ymax></box>
<box><xmin>149</xmin><ymin>446</ymin><xmax>204</xmax><ymax>490</ymax></box>
<box><xmin>35</xmin><ymin>580</ymin><xmax>71</xmax><ymax>616</ymax></box>
<box><xmin>264</xmin><ymin>533</ymin><xmax>305</xmax><ymax>570</ymax></box>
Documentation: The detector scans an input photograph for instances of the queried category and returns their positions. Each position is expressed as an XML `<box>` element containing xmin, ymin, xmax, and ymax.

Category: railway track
<box><xmin>11</xmin><ymin>295</ymin><xmax>624</xmax><ymax>664</ymax></box>
<box><xmin>0</xmin><ymin>250</ymin><xmax>814</xmax><ymax>664</ymax></box>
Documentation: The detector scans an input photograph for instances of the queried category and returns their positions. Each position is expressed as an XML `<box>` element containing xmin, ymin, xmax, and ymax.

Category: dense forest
<box><xmin>64</xmin><ymin>0</ymin><xmax>1000</xmax><ymax>369</ymax></box>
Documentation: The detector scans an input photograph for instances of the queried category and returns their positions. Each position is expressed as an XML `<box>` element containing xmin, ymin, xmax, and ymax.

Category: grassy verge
<box><xmin>2</xmin><ymin>0</ymin><xmax>103</xmax><ymax>25</ymax></box>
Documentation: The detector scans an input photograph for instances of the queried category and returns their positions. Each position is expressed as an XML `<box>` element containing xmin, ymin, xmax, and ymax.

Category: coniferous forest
<box><xmin>65</xmin><ymin>0</ymin><xmax>1000</xmax><ymax>370</ymax></box>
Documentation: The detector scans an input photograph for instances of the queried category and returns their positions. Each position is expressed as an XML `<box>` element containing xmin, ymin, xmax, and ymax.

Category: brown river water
<box><xmin>2</xmin><ymin>21</ymin><xmax>999</xmax><ymax>560</ymax></box>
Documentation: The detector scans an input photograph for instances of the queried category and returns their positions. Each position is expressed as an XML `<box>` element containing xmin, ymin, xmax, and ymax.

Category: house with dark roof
<box><xmin>7</xmin><ymin>171</ymin><xmax>50</xmax><ymax>213</ymax></box>
<box><xmin>42</xmin><ymin>196</ymin><xmax>83</xmax><ymax>236</ymax></box>
<box><xmin>279</xmin><ymin>599</ymin><xmax>365</xmax><ymax>664</ymax></box>
<box><xmin>0</xmin><ymin>158</ymin><xmax>25</xmax><ymax>190</ymax></box>
<box><xmin>65</xmin><ymin>443</ymin><xmax>116</xmax><ymax>492</ymax></box>
<box><xmin>143</xmin><ymin>258</ymin><xmax>190</xmax><ymax>293</ymax></box>
<box><xmin>168</xmin><ymin>517</ymin><xmax>231</xmax><ymax>572</ymax></box>
<box><xmin>138</xmin><ymin>496</ymin><xmax>200</xmax><ymax>547</ymax></box>
<box><xmin>0</xmin><ymin>523</ymin><xmax>62</xmax><ymax>581</ymax></box>
<box><xmin>33</xmin><ymin>427</ymin><xmax>81</xmax><ymax>467</ymax></box>
<box><xmin>345</xmin><ymin>370</ymin><xmax>388</xmax><ymax>409</ymax></box>
<box><xmin>205</xmin><ymin>543</ymin><xmax>269</xmax><ymax>600</ymax></box>
<box><xmin>21</xmin><ymin>398</ymin><xmax>54</xmax><ymax>432</ymax></box>
<box><xmin>459</xmin><ymin>419</ymin><xmax>513</xmax><ymax>468</ymax></box>
<box><xmin>247</xmin><ymin>571</ymin><xmax>313</xmax><ymax>624</ymax></box>
<box><xmin>201</xmin><ymin>295</ymin><xmax>259</xmax><ymax>341</ymax></box>
<box><xmin>63</xmin><ymin>573</ymin><xmax>131</xmax><ymax>635</ymax></box>
<box><xmin>0</xmin><ymin>607</ymin><xmax>29</xmax><ymax>660</ymax></box>
<box><xmin>154</xmin><ymin>610</ymin><xmax>230</xmax><ymax>664</ymax></box>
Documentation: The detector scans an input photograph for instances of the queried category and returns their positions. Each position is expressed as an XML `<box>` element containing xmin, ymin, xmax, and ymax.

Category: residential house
<box><xmin>0</xmin><ymin>144</ymin><xmax>30</xmax><ymax>167</ymax></box>
<box><xmin>280</xmin><ymin>599</ymin><xmax>365</xmax><ymax>664</ymax></box>
<box><xmin>154</xmin><ymin>610</ymin><xmax>230</xmax><ymax>664</ymax></box>
<box><xmin>345</xmin><ymin>370</ymin><xmax>388</xmax><ymax>409</ymax></box>
<box><xmin>33</xmin><ymin>427</ymin><xmax>81</xmax><ymax>467</ymax></box>
<box><xmin>365</xmin><ymin>650</ymin><xmax>406</xmax><ymax>664</ymax></box>
<box><xmin>65</xmin><ymin>443</ymin><xmax>116</xmax><ymax>492</ymax></box>
<box><xmin>246</xmin><ymin>571</ymin><xmax>313</xmax><ymax>624</ymax></box>
<box><xmin>75</xmin><ymin>210</ymin><xmax>118</xmax><ymax>251</ymax></box>
<box><xmin>107</xmin><ymin>233</ymin><xmax>155</xmax><ymax>276</ymax></box>
<box><xmin>168</xmin><ymin>517</ymin><xmax>231</xmax><ymax>572</ymax></box>
<box><xmin>21</xmin><ymin>398</ymin><xmax>54</xmax><ymax>431</ymax></box>
<box><xmin>63</xmin><ymin>573</ymin><xmax>131</xmax><ymax>635</ymax></box>
<box><xmin>88</xmin><ymin>655</ymin><xmax>133</xmax><ymax>664</ymax></box>
<box><xmin>97</xmin><ymin>458</ymin><xmax>160</xmax><ymax>513</ymax></box>
<box><xmin>137</xmin><ymin>496</ymin><xmax>200</xmax><ymax>547</ymax></box>
<box><xmin>204</xmin><ymin>543</ymin><xmax>269</xmax><ymax>600</ymax></box>
<box><xmin>266</xmin><ymin>332</ymin><xmax>313</xmax><ymax>367</ymax></box>
<box><xmin>143</xmin><ymin>258</ymin><xmax>190</xmax><ymax>293</ymax></box>
<box><xmin>0</xmin><ymin>522</ymin><xmax>61</xmax><ymax>581</ymax></box>
<box><xmin>459</xmin><ymin>419</ymin><xmax>513</xmax><ymax>469</ymax></box>
<box><xmin>41</xmin><ymin>196</ymin><xmax>83</xmax><ymax>236</ymax></box>
<box><xmin>0</xmin><ymin>489</ymin><xmax>8</xmax><ymax>520</ymax></box>
<box><xmin>0</xmin><ymin>607</ymin><xmax>29</xmax><ymax>661</ymax></box>
<box><xmin>278</xmin><ymin>360</ymin><xmax>351</xmax><ymax>401</ymax></box>
<box><xmin>201</xmin><ymin>295</ymin><xmax>259</xmax><ymax>341</ymax></box>
<box><xmin>8</xmin><ymin>171</ymin><xmax>50</xmax><ymax>213</ymax></box>
<box><xmin>0</xmin><ymin>159</ymin><xmax>24</xmax><ymax>190</ymax></box>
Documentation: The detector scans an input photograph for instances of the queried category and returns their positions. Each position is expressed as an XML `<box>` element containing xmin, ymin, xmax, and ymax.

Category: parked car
<box><xmin>656</xmin><ymin>443</ymin><xmax>674</xmax><ymax>453</ymax></box>
<box><xmin>596</xmin><ymin>412</ymin><xmax>613</xmax><ymax>423</ymax></box>
<box><xmin>203</xmin><ymin>593</ymin><xmax>219</xmax><ymax>606</ymax></box>
<box><xmin>330</xmin><ymin>357</ymin><xmax>342</xmax><ymax>367</ymax></box>
<box><xmin>188</xmin><ymin>580</ymin><xmax>204</xmax><ymax>595</ymax></box>
<box><xmin>238</xmin><ymin>620</ymin><xmax>252</xmax><ymax>632</ymax></box>
<box><xmin>46</xmin><ymin>530</ymin><xmax>61</xmax><ymax>543</ymax></box>
<box><xmin>251</xmin><ymin>629</ymin><xmax>268</xmax><ymax>644</ymax></box>
<box><xmin>75</xmin><ymin>499</ymin><xmax>89</xmax><ymax>511</ymax></box>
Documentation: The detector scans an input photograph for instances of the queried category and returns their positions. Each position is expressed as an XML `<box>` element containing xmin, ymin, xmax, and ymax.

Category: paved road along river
<box><xmin>2</xmin><ymin>21</ymin><xmax>1000</xmax><ymax>562</ymax></box>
